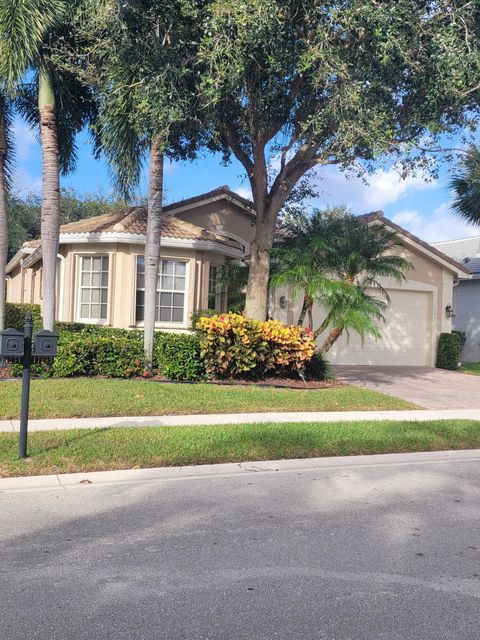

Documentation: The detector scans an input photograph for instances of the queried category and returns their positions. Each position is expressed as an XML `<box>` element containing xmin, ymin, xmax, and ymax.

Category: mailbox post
<box><xmin>0</xmin><ymin>312</ymin><xmax>58</xmax><ymax>459</ymax></box>
<box><xmin>18</xmin><ymin>312</ymin><xmax>33</xmax><ymax>459</ymax></box>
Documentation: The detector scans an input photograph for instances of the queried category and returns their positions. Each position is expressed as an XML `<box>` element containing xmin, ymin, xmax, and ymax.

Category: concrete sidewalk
<box><xmin>2</xmin><ymin>408</ymin><xmax>480</xmax><ymax>432</ymax></box>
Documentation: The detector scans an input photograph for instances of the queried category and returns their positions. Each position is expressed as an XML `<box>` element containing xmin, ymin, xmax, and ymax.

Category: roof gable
<box><xmin>360</xmin><ymin>211</ymin><xmax>470</xmax><ymax>276</ymax></box>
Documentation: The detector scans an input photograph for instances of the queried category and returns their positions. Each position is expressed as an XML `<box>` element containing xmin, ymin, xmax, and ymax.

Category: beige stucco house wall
<box><xmin>5</xmin><ymin>188</ymin><xmax>468</xmax><ymax>365</ymax></box>
<box><xmin>270</xmin><ymin>214</ymin><xmax>469</xmax><ymax>366</ymax></box>
<box><xmin>6</xmin><ymin>187</ymin><xmax>251</xmax><ymax>332</ymax></box>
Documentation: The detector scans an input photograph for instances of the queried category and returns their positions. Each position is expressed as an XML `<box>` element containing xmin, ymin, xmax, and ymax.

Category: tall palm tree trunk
<box><xmin>0</xmin><ymin>100</ymin><xmax>8</xmax><ymax>331</ymax></box>
<box><xmin>143</xmin><ymin>136</ymin><xmax>164</xmax><ymax>369</ymax></box>
<box><xmin>317</xmin><ymin>327</ymin><xmax>343</xmax><ymax>354</ymax></box>
<box><xmin>39</xmin><ymin>66</ymin><xmax>60</xmax><ymax>331</ymax></box>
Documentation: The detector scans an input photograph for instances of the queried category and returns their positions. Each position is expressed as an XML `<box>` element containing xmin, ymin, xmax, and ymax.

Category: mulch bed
<box><xmin>0</xmin><ymin>366</ymin><xmax>339</xmax><ymax>390</ymax></box>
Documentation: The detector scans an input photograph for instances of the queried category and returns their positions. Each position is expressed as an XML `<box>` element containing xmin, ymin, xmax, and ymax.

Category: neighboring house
<box><xmin>432</xmin><ymin>236</ymin><xmax>480</xmax><ymax>362</ymax></box>
<box><xmin>6</xmin><ymin>188</ymin><xmax>467</xmax><ymax>366</ymax></box>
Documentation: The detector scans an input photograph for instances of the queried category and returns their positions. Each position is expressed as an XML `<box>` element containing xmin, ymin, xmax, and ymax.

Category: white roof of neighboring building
<box><xmin>432</xmin><ymin>236</ymin><xmax>480</xmax><ymax>275</ymax></box>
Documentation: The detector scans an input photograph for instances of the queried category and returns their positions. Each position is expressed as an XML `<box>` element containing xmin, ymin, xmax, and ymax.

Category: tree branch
<box><xmin>222</xmin><ymin>129</ymin><xmax>254</xmax><ymax>178</ymax></box>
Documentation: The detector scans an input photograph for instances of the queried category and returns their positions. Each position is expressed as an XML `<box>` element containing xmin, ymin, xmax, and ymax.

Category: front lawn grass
<box><xmin>0</xmin><ymin>378</ymin><xmax>416</xmax><ymax>419</ymax></box>
<box><xmin>459</xmin><ymin>363</ymin><xmax>480</xmax><ymax>376</ymax></box>
<box><xmin>0</xmin><ymin>420</ymin><xmax>478</xmax><ymax>477</ymax></box>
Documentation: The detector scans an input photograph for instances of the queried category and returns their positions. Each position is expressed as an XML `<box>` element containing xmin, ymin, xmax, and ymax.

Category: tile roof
<box><xmin>25</xmin><ymin>207</ymin><xmax>242</xmax><ymax>251</ymax></box>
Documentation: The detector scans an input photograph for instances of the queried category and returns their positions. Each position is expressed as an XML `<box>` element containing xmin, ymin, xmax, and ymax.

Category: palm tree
<box><xmin>271</xmin><ymin>209</ymin><xmax>412</xmax><ymax>354</ymax></box>
<box><xmin>450</xmin><ymin>146</ymin><xmax>480</xmax><ymax>226</ymax></box>
<box><xmin>0</xmin><ymin>0</ymin><xmax>97</xmax><ymax>330</ymax></box>
<box><xmin>82</xmin><ymin>0</ymin><xmax>202</xmax><ymax>368</ymax></box>
<box><xmin>0</xmin><ymin>90</ymin><xmax>14</xmax><ymax>331</ymax></box>
<box><xmin>271</xmin><ymin>207</ymin><xmax>349</xmax><ymax>328</ymax></box>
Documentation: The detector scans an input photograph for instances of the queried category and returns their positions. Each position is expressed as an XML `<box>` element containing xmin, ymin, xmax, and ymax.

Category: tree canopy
<box><xmin>197</xmin><ymin>0</ymin><xmax>480</xmax><ymax>318</ymax></box>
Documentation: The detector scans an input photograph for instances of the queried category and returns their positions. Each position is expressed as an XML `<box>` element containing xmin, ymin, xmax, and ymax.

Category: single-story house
<box><xmin>6</xmin><ymin>186</ymin><xmax>468</xmax><ymax>366</ymax></box>
<box><xmin>432</xmin><ymin>236</ymin><xmax>480</xmax><ymax>362</ymax></box>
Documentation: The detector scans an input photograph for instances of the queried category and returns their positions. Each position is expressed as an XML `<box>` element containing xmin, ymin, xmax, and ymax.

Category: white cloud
<box><xmin>234</xmin><ymin>185</ymin><xmax>252</xmax><ymax>200</ymax></box>
<box><xmin>310</xmin><ymin>164</ymin><xmax>437</xmax><ymax>213</ymax></box>
<box><xmin>13</xmin><ymin>168</ymin><xmax>41</xmax><ymax>195</ymax></box>
<box><xmin>391</xmin><ymin>202</ymin><xmax>479</xmax><ymax>243</ymax></box>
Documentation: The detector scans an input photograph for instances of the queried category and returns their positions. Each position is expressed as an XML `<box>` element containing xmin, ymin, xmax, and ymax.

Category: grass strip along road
<box><xmin>1</xmin><ymin>419</ymin><xmax>478</xmax><ymax>477</ymax></box>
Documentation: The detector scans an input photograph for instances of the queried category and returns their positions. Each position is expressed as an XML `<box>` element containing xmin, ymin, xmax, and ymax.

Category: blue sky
<box><xmin>13</xmin><ymin>118</ymin><xmax>480</xmax><ymax>244</ymax></box>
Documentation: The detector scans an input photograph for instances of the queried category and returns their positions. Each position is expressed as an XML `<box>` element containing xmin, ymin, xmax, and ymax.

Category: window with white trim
<box><xmin>136</xmin><ymin>257</ymin><xmax>187</xmax><ymax>323</ymax></box>
<box><xmin>208</xmin><ymin>265</ymin><xmax>222</xmax><ymax>310</ymax></box>
<box><xmin>78</xmin><ymin>256</ymin><xmax>109</xmax><ymax>320</ymax></box>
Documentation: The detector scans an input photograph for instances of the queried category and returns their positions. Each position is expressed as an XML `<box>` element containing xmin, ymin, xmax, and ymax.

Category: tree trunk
<box><xmin>39</xmin><ymin>66</ymin><xmax>60</xmax><ymax>331</ymax></box>
<box><xmin>297</xmin><ymin>293</ymin><xmax>308</xmax><ymax>326</ymax></box>
<box><xmin>317</xmin><ymin>327</ymin><xmax>343</xmax><ymax>355</ymax></box>
<box><xmin>244</xmin><ymin>238</ymin><xmax>271</xmax><ymax>319</ymax></box>
<box><xmin>143</xmin><ymin>136</ymin><xmax>164</xmax><ymax>369</ymax></box>
<box><xmin>0</xmin><ymin>100</ymin><xmax>8</xmax><ymax>331</ymax></box>
<box><xmin>307</xmin><ymin>299</ymin><xmax>313</xmax><ymax>329</ymax></box>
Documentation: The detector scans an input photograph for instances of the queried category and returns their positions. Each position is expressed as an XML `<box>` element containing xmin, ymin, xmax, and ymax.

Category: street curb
<box><xmin>2</xmin><ymin>409</ymin><xmax>480</xmax><ymax>432</ymax></box>
<box><xmin>2</xmin><ymin>448</ymin><xmax>480</xmax><ymax>494</ymax></box>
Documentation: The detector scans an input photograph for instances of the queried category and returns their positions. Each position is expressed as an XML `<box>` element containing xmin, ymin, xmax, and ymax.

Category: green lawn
<box><xmin>0</xmin><ymin>420</ymin><xmax>478</xmax><ymax>477</ymax></box>
<box><xmin>459</xmin><ymin>363</ymin><xmax>480</xmax><ymax>376</ymax></box>
<box><xmin>0</xmin><ymin>378</ymin><xmax>416</xmax><ymax>419</ymax></box>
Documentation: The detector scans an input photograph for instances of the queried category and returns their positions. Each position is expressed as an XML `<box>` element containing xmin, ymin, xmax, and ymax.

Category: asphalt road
<box><xmin>2</xmin><ymin>454</ymin><xmax>480</xmax><ymax>639</ymax></box>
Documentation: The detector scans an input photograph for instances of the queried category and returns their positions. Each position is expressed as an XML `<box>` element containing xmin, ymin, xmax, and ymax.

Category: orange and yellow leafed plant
<box><xmin>196</xmin><ymin>312</ymin><xmax>314</xmax><ymax>379</ymax></box>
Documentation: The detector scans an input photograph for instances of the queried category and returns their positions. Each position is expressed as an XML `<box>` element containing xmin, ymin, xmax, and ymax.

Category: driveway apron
<box><xmin>335</xmin><ymin>365</ymin><xmax>480</xmax><ymax>410</ymax></box>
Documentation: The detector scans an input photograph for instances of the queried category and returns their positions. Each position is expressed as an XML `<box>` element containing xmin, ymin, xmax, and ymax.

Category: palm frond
<box><xmin>0</xmin><ymin>90</ymin><xmax>16</xmax><ymax>188</ymax></box>
<box><xmin>0</xmin><ymin>0</ymin><xmax>66</xmax><ymax>90</ymax></box>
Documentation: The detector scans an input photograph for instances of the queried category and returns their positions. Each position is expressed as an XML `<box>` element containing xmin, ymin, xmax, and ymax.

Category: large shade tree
<box><xmin>0</xmin><ymin>0</ymin><xmax>98</xmax><ymax>330</ymax></box>
<box><xmin>198</xmin><ymin>0</ymin><xmax>480</xmax><ymax>319</ymax></box>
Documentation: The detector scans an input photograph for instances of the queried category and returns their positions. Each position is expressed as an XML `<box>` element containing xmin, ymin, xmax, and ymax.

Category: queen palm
<box><xmin>0</xmin><ymin>0</ymin><xmax>97</xmax><ymax>330</ymax></box>
<box><xmin>0</xmin><ymin>90</ymin><xmax>14</xmax><ymax>330</ymax></box>
<box><xmin>81</xmin><ymin>0</ymin><xmax>204</xmax><ymax>368</ymax></box>
<box><xmin>271</xmin><ymin>209</ymin><xmax>412</xmax><ymax>354</ymax></box>
<box><xmin>450</xmin><ymin>146</ymin><xmax>480</xmax><ymax>226</ymax></box>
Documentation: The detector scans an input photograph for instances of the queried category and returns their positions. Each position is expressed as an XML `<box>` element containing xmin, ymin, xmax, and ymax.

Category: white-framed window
<box><xmin>208</xmin><ymin>265</ymin><xmax>222</xmax><ymax>310</ymax></box>
<box><xmin>77</xmin><ymin>255</ymin><xmax>109</xmax><ymax>321</ymax></box>
<box><xmin>135</xmin><ymin>257</ymin><xmax>187</xmax><ymax>323</ymax></box>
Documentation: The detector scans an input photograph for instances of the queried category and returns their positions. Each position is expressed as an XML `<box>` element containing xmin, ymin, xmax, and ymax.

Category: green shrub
<box><xmin>52</xmin><ymin>331</ymin><xmax>146</xmax><ymax>378</ymax></box>
<box><xmin>5</xmin><ymin>303</ymin><xmax>42</xmax><ymax>332</ymax></box>
<box><xmin>196</xmin><ymin>312</ymin><xmax>315</xmax><ymax>379</ymax></box>
<box><xmin>452</xmin><ymin>330</ymin><xmax>466</xmax><ymax>353</ymax></box>
<box><xmin>304</xmin><ymin>352</ymin><xmax>333</xmax><ymax>381</ymax></box>
<box><xmin>436</xmin><ymin>332</ymin><xmax>462</xmax><ymax>370</ymax></box>
<box><xmin>154</xmin><ymin>333</ymin><xmax>204</xmax><ymax>381</ymax></box>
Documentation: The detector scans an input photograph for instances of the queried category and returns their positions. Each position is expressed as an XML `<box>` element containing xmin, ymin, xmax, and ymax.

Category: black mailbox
<box><xmin>0</xmin><ymin>328</ymin><xmax>24</xmax><ymax>359</ymax></box>
<box><xmin>33</xmin><ymin>330</ymin><xmax>58</xmax><ymax>358</ymax></box>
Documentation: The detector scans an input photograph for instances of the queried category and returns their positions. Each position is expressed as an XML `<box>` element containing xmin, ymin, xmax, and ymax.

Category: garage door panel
<box><xmin>327</xmin><ymin>290</ymin><xmax>432</xmax><ymax>366</ymax></box>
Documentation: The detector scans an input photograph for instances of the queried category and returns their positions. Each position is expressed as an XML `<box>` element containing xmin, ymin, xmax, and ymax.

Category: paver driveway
<box><xmin>335</xmin><ymin>366</ymin><xmax>480</xmax><ymax>410</ymax></box>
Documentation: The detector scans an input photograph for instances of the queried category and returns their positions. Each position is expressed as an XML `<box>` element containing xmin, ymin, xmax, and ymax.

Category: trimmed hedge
<box><xmin>52</xmin><ymin>331</ymin><xmax>145</xmax><ymax>378</ymax></box>
<box><xmin>436</xmin><ymin>332</ymin><xmax>462</xmax><ymax>370</ymax></box>
<box><xmin>155</xmin><ymin>332</ymin><xmax>204</xmax><ymax>381</ymax></box>
<box><xmin>50</xmin><ymin>326</ymin><xmax>203</xmax><ymax>380</ymax></box>
<box><xmin>5</xmin><ymin>303</ymin><xmax>42</xmax><ymax>332</ymax></box>
<box><xmin>452</xmin><ymin>330</ymin><xmax>466</xmax><ymax>354</ymax></box>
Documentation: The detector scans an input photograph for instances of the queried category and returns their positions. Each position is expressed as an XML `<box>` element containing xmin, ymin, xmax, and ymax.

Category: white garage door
<box><xmin>328</xmin><ymin>290</ymin><xmax>432</xmax><ymax>366</ymax></box>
